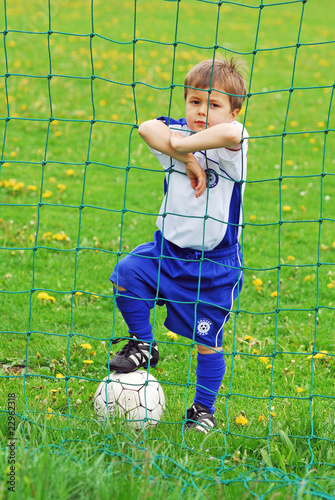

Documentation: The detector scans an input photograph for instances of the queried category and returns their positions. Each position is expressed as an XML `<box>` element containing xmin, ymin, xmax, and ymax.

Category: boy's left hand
<box><xmin>170</xmin><ymin>131</ymin><xmax>206</xmax><ymax>198</ymax></box>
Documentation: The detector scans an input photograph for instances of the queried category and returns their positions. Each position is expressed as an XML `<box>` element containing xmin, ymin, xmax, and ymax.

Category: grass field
<box><xmin>0</xmin><ymin>0</ymin><xmax>335</xmax><ymax>498</ymax></box>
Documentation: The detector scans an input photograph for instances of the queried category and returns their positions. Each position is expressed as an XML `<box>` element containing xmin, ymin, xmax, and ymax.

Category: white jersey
<box><xmin>150</xmin><ymin>117</ymin><xmax>248</xmax><ymax>251</ymax></box>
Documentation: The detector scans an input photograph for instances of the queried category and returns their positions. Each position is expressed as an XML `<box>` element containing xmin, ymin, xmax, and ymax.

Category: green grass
<box><xmin>1</xmin><ymin>0</ymin><xmax>335</xmax><ymax>498</ymax></box>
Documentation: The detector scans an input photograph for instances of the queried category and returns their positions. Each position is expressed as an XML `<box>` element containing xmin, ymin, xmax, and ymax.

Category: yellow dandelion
<box><xmin>111</xmin><ymin>114</ymin><xmax>119</xmax><ymax>120</ymax></box>
<box><xmin>13</xmin><ymin>182</ymin><xmax>24</xmax><ymax>191</ymax></box>
<box><xmin>181</xmin><ymin>51</ymin><xmax>191</xmax><ymax>60</ymax></box>
<box><xmin>283</xmin><ymin>205</ymin><xmax>291</xmax><ymax>212</ymax></box>
<box><xmin>42</xmin><ymin>190</ymin><xmax>53</xmax><ymax>198</ymax></box>
<box><xmin>99</xmin><ymin>99</ymin><xmax>106</xmax><ymax>106</ymax></box>
<box><xmin>266</xmin><ymin>364</ymin><xmax>272</xmax><ymax>370</ymax></box>
<box><xmin>56</xmin><ymin>373</ymin><xmax>65</xmax><ymax>378</ymax></box>
<box><xmin>297</xmin><ymin>387</ymin><xmax>305</xmax><ymax>393</ymax></box>
<box><xmin>286</xmin><ymin>160</ymin><xmax>294</xmax><ymax>166</ymax></box>
<box><xmin>309</xmin><ymin>138</ymin><xmax>316</xmax><ymax>144</ymax></box>
<box><xmin>52</xmin><ymin>232</ymin><xmax>68</xmax><ymax>241</ymax></box>
<box><xmin>270</xmin><ymin>411</ymin><xmax>276</xmax><ymax>417</ymax></box>
<box><xmin>243</xmin><ymin>335</ymin><xmax>254</xmax><ymax>342</ymax></box>
<box><xmin>317</xmin><ymin>121</ymin><xmax>325</xmax><ymax>127</ymax></box>
<box><xmin>267</xmin><ymin>125</ymin><xmax>275</xmax><ymax>131</ymax></box>
<box><xmin>83</xmin><ymin>360</ymin><xmax>94</xmax><ymax>364</ymax></box>
<box><xmin>249</xmin><ymin>214</ymin><xmax>257</xmax><ymax>221</ymax></box>
<box><xmin>259</xmin><ymin>357</ymin><xmax>269</xmax><ymax>364</ymax></box>
<box><xmin>306</xmin><ymin>351</ymin><xmax>327</xmax><ymax>360</ymax></box>
<box><xmin>319</xmin><ymin>59</ymin><xmax>330</xmax><ymax>67</ymax></box>
<box><xmin>74</xmin><ymin>291</ymin><xmax>83</xmax><ymax>296</ymax></box>
<box><xmin>166</xmin><ymin>331</ymin><xmax>178</xmax><ymax>341</ymax></box>
<box><xmin>42</xmin><ymin>232</ymin><xmax>52</xmax><ymax>239</ymax></box>
<box><xmin>81</xmin><ymin>343</ymin><xmax>92</xmax><ymax>350</ymax></box>
<box><xmin>253</xmin><ymin>278</ymin><xmax>263</xmax><ymax>287</ymax></box>
<box><xmin>287</xmin><ymin>255</ymin><xmax>295</xmax><ymax>261</ymax></box>
<box><xmin>10</xmin><ymin>151</ymin><xmax>17</xmax><ymax>157</ymax></box>
<box><xmin>239</xmin><ymin>104</ymin><xmax>246</xmax><ymax>116</ymax></box>
<box><xmin>66</xmin><ymin>169</ymin><xmax>75</xmax><ymax>176</ymax></box>
<box><xmin>290</xmin><ymin>120</ymin><xmax>298</xmax><ymax>127</ymax></box>
<box><xmin>27</xmin><ymin>185</ymin><xmax>38</xmax><ymax>191</ymax></box>
<box><xmin>327</xmin><ymin>283</ymin><xmax>334</xmax><ymax>289</ymax></box>
<box><xmin>37</xmin><ymin>292</ymin><xmax>56</xmax><ymax>303</ymax></box>
<box><xmin>321</xmin><ymin>244</ymin><xmax>328</xmax><ymax>250</ymax></box>
<box><xmin>270</xmin><ymin>291</ymin><xmax>278</xmax><ymax>298</ymax></box>
<box><xmin>46</xmin><ymin>407</ymin><xmax>53</xmax><ymax>420</ymax></box>
<box><xmin>57</xmin><ymin>184</ymin><xmax>66</xmax><ymax>191</ymax></box>
<box><xmin>303</xmin><ymin>275</ymin><xmax>311</xmax><ymax>282</ymax></box>
<box><xmin>252</xmin><ymin>349</ymin><xmax>260</xmax><ymax>355</ymax></box>
<box><xmin>258</xmin><ymin>414</ymin><xmax>267</xmax><ymax>422</ymax></box>
<box><xmin>235</xmin><ymin>415</ymin><xmax>248</xmax><ymax>426</ymax></box>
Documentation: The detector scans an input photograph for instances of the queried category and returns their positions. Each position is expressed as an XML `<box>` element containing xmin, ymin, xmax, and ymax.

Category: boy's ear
<box><xmin>230</xmin><ymin>108</ymin><xmax>240</xmax><ymax>122</ymax></box>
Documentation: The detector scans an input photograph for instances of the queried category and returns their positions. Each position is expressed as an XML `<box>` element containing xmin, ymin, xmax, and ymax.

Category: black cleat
<box><xmin>106</xmin><ymin>335</ymin><xmax>159</xmax><ymax>373</ymax></box>
<box><xmin>184</xmin><ymin>403</ymin><xmax>217</xmax><ymax>434</ymax></box>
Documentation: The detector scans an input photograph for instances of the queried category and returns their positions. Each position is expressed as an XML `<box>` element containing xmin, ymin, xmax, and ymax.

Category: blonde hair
<box><xmin>184</xmin><ymin>57</ymin><xmax>247</xmax><ymax>111</ymax></box>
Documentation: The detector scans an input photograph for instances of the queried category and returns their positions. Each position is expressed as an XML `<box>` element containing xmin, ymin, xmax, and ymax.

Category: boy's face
<box><xmin>185</xmin><ymin>88</ymin><xmax>239</xmax><ymax>132</ymax></box>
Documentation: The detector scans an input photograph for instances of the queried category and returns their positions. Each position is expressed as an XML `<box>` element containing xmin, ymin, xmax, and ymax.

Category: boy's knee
<box><xmin>112</xmin><ymin>282</ymin><xmax>127</xmax><ymax>292</ymax></box>
<box><xmin>196</xmin><ymin>344</ymin><xmax>223</xmax><ymax>355</ymax></box>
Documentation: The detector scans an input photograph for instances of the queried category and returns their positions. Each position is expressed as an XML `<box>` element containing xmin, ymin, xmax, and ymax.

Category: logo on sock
<box><xmin>197</xmin><ymin>318</ymin><xmax>212</xmax><ymax>336</ymax></box>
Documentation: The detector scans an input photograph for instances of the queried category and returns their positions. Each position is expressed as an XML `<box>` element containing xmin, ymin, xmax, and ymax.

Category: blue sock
<box><xmin>194</xmin><ymin>351</ymin><xmax>226</xmax><ymax>414</ymax></box>
<box><xmin>115</xmin><ymin>289</ymin><xmax>153</xmax><ymax>343</ymax></box>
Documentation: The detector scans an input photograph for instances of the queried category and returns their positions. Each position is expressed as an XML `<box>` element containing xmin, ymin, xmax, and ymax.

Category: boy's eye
<box><xmin>210</xmin><ymin>103</ymin><xmax>219</xmax><ymax>108</ymax></box>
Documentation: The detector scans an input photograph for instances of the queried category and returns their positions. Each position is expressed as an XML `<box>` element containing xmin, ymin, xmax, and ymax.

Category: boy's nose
<box><xmin>199</xmin><ymin>103</ymin><xmax>207</xmax><ymax>115</ymax></box>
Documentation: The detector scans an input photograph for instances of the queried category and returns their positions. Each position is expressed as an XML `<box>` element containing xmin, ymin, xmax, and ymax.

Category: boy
<box><xmin>107</xmin><ymin>57</ymin><xmax>248</xmax><ymax>433</ymax></box>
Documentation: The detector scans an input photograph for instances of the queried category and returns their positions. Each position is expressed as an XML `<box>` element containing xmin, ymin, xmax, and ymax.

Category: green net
<box><xmin>1</xmin><ymin>0</ymin><xmax>334</xmax><ymax>498</ymax></box>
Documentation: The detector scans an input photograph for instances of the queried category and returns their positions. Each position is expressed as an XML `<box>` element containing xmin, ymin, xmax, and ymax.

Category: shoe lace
<box><xmin>186</xmin><ymin>404</ymin><xmax>210</xmax><ymax>421</ymax></box>
<box><xmin>113</xmin><ymin>339</ymin><xmax>140</xmax><ymax>359</ymax></box>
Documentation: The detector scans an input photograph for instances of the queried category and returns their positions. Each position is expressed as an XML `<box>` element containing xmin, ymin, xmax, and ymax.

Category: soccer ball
<box><xmin>94</xmin><ymin>370</ymin><xmax>165</xmax><ymax>430</ymax></box>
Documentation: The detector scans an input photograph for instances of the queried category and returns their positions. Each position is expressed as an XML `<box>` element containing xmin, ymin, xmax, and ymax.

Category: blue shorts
<box><xmin>110</xmin><ymin>231</ymin><xmax>243</xmax><ymax>348</ymax></box>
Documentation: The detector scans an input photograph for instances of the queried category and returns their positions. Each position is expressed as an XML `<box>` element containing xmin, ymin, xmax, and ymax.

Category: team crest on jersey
<box><xmin>197</xmin><ymin>318</ymin><xmax>213</xmax><ymax>336</ymax></box>
<box><xmin>207</xmin><ymin>169</ymin><xmax>219</xmax><ymax>188</ymax></box>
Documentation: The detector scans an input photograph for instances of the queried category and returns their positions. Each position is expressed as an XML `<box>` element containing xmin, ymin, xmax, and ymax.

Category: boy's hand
<box><xmin>170</xmin><ymin>131</ymin><xmax>207</xmax><ymax>198</ymax></box>
<box><xmin>170</xmin><ymin>132</ymin><xmax>206</xmax><ymax>198</ymax></box>
<box><xmin>184</xmin><ymin>155</ymin><xmax>206</xmax><ymax>198</ymax></box>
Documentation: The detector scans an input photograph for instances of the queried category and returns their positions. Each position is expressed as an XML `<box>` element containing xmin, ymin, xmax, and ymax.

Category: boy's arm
<box><xmin>170</xmin><ymin>123</ymin><xmax>243</xmax><ymax>153</ymax></box>
<box><xmin>138</xmin><ymin>119</ymin><xmax>206</xmax><ymax>198</ymax></box>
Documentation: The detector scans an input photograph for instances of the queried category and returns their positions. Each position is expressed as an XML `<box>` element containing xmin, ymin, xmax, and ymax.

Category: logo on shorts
<box><xmin>207</xmin><ymin>169</ymin><xmax>219</xmax><ymax>188</ymax></box>
<box><xmin>197</xmin><ymin>318</ymin><xmax>213</xmax><ymax>336</ymax></box>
